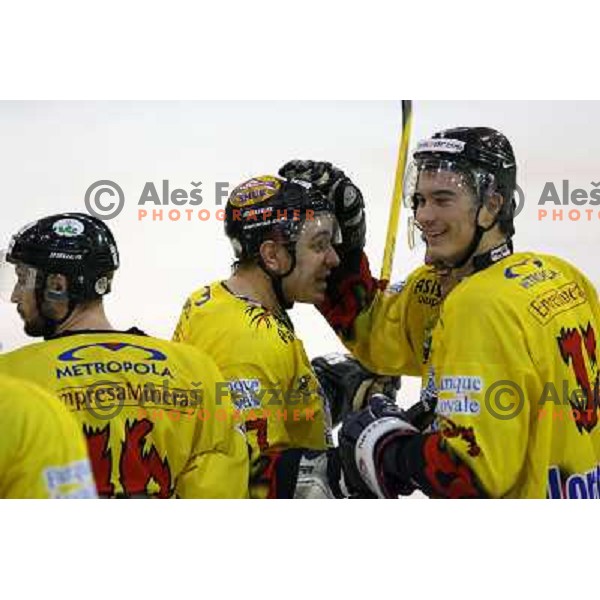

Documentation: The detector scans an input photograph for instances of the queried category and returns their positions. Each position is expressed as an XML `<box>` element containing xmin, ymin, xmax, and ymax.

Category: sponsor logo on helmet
<box><xmin>229</xmin><ymin>176</ymin><xmax>281</xmax><ymax>208</ymax></box>
<box><xmin>52</xmin><ymin>218</ymin><xmax>85</xmax><ymax>237</ymax></box>
<box><xmin>49</xmin><ymin>252</ymin><xmax>84</xmax><ymax>260</ymax></box>
<box><xmin>109</xmin><ymin>244</ymin><xmax>119</xmax><ymax>267</ymax></box>
<box><xmin>416</xmin><ymin>138</ymin><xmax>466</xmax><ymax>155</ymax></box>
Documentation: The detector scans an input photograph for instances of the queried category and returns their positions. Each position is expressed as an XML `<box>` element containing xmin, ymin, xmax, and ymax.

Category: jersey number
<box><xmin>245</xmin><ymin>417</ymin><xmax>269</xmax><ymax>452</ymax></box>
<box><xmin>85</xmin><ymin>419</ymin><xmax>172</xmax><ymax>498</ymax></box>
<box><xmin>557</xmin><ymin>322</ymin><xmax>599</xmax><ymax>433</ymax></box>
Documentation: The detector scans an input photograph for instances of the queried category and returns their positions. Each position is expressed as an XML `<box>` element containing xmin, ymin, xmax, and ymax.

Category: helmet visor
<box><xmin>293</xmin><ymin>211</ymin><xmax>342</xmax><ymax>252</ymax></box>
<box><xmin>0</xmin><ymin>251</ymin><xmax>38</xmax><ymax>302</ymax></box>
<box><xmin>402</xmin><ymin>158</ymin><xmax>495</xmax><ymax>251</ymax></box>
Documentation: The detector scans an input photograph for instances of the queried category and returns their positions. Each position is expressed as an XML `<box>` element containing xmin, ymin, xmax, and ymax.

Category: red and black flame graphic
<box><xmin>402</xmin><ymin>417</ymin><xmax>485</xmax><ymax>499</ymax></box>
<box><xmin>245</xmin><ymin>305</ymin><xmax>295</xmax><ymax>344</ymax></box>
<box><xmin>85</xmin><ymin>424</ymin><xmax>114</xmax><ymax>497</ymax></box>
<box><xmin>85</xmin><ymin>419</ymin><xmax>172</xmax><ymax>498</ymax></box>
<box><xmin>439</xmin><ymin>418</ymin><xmax>483</xmax><ymax>458</ymax></box>
<box><xmin>421</xmin><ymin>433</ymin><xmax>483</xmax><ymax>498</ymax></box>
<box><xmin>119</xmin><ymin>419</ymin><xmax>172</xmax><ymax>498</ymax></box>
<box><xmin>557</xmin><ymin>322</ymin><xmax>599</xmax><ymax>434</ymax></box>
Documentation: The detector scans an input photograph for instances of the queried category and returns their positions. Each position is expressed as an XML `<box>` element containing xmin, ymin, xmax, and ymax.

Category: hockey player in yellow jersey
<box><xmin>0</xmin><ymin>374</ymin><xmax>96</xmax><ymax>498</ymax></box>
<box><xmin>279</xmin><ymin>128</ymin><xmax>600</xmax><ymax>499</ymax></box>
<box><xmin>0</xmin><ymin>213</ymin><xmax>249</xmax><ymax>498</ymax></box>
<box><xmin>174</xmin><ymin>176</ymin><xmax>341</xmax><ymax>498</ymax></box>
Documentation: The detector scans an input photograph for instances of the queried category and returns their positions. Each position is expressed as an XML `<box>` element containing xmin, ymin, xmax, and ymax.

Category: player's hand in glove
<box><xmin>338</xmin><ymin>394</ymin><xmax>420</xmax><ymax>498</ymax></box>
<box><xmin>311</xmin><ymin>352</ymin><xmax>400</xmax><ymax>426</ymax></box>
<box><xmin>278</xmin><ymin>160</ymin><xmax>366</xmax><ymax>253</ymax></box>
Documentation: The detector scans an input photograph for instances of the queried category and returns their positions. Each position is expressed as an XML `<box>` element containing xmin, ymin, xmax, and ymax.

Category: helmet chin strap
<box><xmin>34</xmin><ymin>272</ymin><xmax>78</xmax><ymax>338</ymax></box>
<box><xmin>429</xmin><ymin>203</ymin><xmax>500</xmax><ymax>272</ymax></box>
<box><xmin>448</xmin><ymin>205</ymin><xmax>494</xmax><ymax>269</ymax></box>
<box><xmin>258</xmin><ymin>243</ymin><xmax>297</xmax><ymax>311</ymax></box>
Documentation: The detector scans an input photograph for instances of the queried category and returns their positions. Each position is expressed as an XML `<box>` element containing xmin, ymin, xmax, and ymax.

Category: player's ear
<box><xmin>479</xmin><ymin>192</ymin><xmax>504</xmax><ymax>228</ymax></box>
<box><xmin>259</xmin><ymin>240</ymin><xmax>291</xmax><ymax>274</ymax></box>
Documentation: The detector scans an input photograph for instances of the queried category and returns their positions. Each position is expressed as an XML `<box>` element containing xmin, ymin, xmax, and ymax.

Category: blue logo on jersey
<box><xmin>388</xmin><ymin>280</ymin><xmax>407</xmax><ymax>294</ymax></box>
<box><xmin>547</xmin><ymin>464</ymin><xmax>600</xmax><ymax>499</ymax></box>
<box><xmin>504</xmin><ymin>258</ymin><xmax>544</xmax><ymax>279</ymax></box>
<box><xmin>58</xmin><ymin>342</ymin><xmax>167</xmax><ymax>362</ymax></box>
<box><xmin>228</xmin><ymin>379</ymin><xmax>261</xmax><ymax>411</ymax></box>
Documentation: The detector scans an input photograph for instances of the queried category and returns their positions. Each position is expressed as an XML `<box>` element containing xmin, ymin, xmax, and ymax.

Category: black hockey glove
<box><xmin>338</xmin><ymin>395</ymin><xmax>419</xmax><ymax>498</ymax></box>
<box><xmin>311</xmin><ymin>352</ymin><xmax>400</xmax><ymax>426</ymax></box>
<box><xmin>278</xmin><ymin>160</ymin><xmax>366</xmax><ymax>253</ymax></box>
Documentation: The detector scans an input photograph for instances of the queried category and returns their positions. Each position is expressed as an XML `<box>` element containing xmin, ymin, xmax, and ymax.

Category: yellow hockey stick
<box><xmin>379</xmin><ymin>100</ymin><xmax>413</xmax><ymax>287</ymax></box>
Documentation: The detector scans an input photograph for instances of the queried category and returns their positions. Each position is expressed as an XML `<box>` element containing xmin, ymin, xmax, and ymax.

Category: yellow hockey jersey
<box><xmin>325</xmin><ymin>250</ymin><xmax>600</xmax><ymax>498</ymax></box>
<box><xmin>0</xmin><ymin>329</ymin><xmax>249</xmax><ymax>498</ymax></box>
<box><xmin>174</xmin><ymin>282</ymin><xmax>331</xmax><ymax>499</ymax></box>
<box><xmin>0</xmin><ymin>374</ymin><xmax>96</xmax><ymax>499</ymax></box>
<box><xmin>342</xmin><ymin>264</ymin><xmax>442</xmax><ymax>377</ymax></box>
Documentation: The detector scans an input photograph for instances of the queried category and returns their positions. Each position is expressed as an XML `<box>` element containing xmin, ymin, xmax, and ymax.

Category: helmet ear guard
<box><xmin>41</xmin><ymin>273</ymin><xmax>70</xmax><ymax>303</ymax></box>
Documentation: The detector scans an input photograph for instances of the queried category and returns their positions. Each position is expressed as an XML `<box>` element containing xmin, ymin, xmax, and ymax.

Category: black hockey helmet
<box><xmin>407</xmin><ymin>127</ymin><xmax>517</xmax><ymax>237</ymax></box>
<box><xmin>404</xmin><ymin>127</ymin><xmax>517</xmax><ymax>269</ymax></box>
<box><xmin>6</xmin><ymin>212</ymin><xmax>119</xmax><ymax>302</ymax></box>
<box><xmin>225</xmin><ymin>175</ymin><xmax>335</xmax><ymax>260</ymax></box>
<box><xmin>225</xmin><ymin>175</ymin><xmax>339</xmax><ymax>309</ymax></box>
